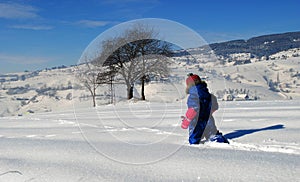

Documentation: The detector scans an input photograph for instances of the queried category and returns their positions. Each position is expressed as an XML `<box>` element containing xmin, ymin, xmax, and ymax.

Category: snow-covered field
<box><xmin>0</xmin><ymin>100</ymin><xmax>299</xmax><ymax>181</ymax></box>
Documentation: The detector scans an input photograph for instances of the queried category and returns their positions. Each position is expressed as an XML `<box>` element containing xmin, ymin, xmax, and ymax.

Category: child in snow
<box><xmin>181</xmin><ymin>73</ymin><xmax>228</xmax><ymax>144</ymax></box>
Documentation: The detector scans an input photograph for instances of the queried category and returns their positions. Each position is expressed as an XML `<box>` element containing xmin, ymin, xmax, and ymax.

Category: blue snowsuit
<box><xmin>187</xmin><ymin>82</ymin><xmax>212</xmax><ymax>144</ymax></box>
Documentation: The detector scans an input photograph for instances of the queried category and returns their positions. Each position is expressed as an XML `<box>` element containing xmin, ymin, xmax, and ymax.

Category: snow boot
<box><xmin>209</xmin><ymin>131</ymin><xmax>229</xmax><ymax>144</ymax></box>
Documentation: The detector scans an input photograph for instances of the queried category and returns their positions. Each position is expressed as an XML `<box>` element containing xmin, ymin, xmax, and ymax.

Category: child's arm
<box><xmin>182</xmin><ymin>87</ymin><xmax>200</xmax><ymax>129</ymax></box>
<box><xmin>181</xmin><ymin>107</ymin><xmax>197</xmax><ymax>129</ymax></box>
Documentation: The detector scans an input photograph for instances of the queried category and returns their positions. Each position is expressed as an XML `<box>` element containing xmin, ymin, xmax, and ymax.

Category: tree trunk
<box><xmin>127</xmin><ymin>85</ymin><xmax>134</xmax><ymax>100</ymax></box>
<box><xmin>93</xmin><ymin>86</ymin><xmax>97</xmax><ymax>107</ymax></box>
<box><xmin>89</xmin><ymin>89</ymin><xmax>96</xmax><ymax>107</ymax></box>
<box><xmin>141</xmin><ymin>75</ymin><xmax>146</xmax><ymax>100</ymax></box>
<box><xmin>92</xmin><ymin>94</ymin><xmax>96</xmax><ymax>107</ymax></box>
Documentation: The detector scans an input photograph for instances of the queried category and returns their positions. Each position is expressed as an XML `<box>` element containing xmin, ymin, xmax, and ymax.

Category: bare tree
<box><xmin>76</xmin><ymin>55</ymin><xmax>115</xmax><ymax>107</ymax></box>
<box><xmin>75</xmin><ymin>62</ymin><xmax>99</xmax><ymax>107</ymax></box>
<box><xmin>100</xmin><ymin>24</ymin><xmax>174</xmax><ymax>100</ymax></box>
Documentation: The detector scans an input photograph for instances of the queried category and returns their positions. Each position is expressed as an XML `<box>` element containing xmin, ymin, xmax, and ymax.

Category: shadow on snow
<box><xmin>224</xmin><ymin>124</ymin><xmax>285</xmax><ymax>140</ymax></box>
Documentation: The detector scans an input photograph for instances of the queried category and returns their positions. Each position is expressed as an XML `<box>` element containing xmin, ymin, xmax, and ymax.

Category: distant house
<box><xmin>222</xmin><ymin>94</ymin><xmax>234</xmax><ymax>101</ymax></box>
<box><xmin>234</xmin><ymin>94</ymin><xmax>249</xmax><ymax>101</ymax></box>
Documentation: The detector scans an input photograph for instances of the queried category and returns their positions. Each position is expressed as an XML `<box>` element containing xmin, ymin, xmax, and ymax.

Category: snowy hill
<box><xmin>172</xmin><ymin>55</ymin><xmax>300</xmax><ymax>100</ymax></box>
<box><xmin>0</xmin><ymin>56</ymin><xmax>299</xmax><ymax>117</ymax></box>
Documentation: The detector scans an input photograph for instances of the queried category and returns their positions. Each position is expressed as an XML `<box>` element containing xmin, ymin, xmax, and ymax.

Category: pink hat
<box><xmin>186</xmin><ymin>73</ymin><xmax>201</xmax><ymax>86</ymax></box>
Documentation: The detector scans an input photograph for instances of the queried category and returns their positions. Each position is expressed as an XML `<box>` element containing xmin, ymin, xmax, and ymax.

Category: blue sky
<box><xmin>0</xmin><ymin>0</ymin><xmax>299</xmax><ymax>73</ymax></box>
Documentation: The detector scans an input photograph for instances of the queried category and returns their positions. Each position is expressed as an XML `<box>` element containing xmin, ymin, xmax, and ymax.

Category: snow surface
<box><xmin>0</xmin><ymin>100</ymin><xmax>299</xmax><ymax>181</ymax></box>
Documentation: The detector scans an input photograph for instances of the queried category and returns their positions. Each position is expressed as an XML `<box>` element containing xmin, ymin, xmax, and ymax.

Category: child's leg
<box><xmin>203</xmin><ymin>116</ymin><xmax>218</xmax><ymax>139</ymax></box>
<box><xmin>189</xmin><ymin>120</ymin><xmax>207</xmax><ymax>144</ymax></box>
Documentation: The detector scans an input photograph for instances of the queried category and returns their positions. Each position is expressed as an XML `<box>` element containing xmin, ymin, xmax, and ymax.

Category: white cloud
<box><xmin>9</xmin><ymin>24</ymin><xmax>53</xmax><ymax>30</ymax></box>
<box><xmin>0</xmin><ymin>2</ymin><xmax>39</xmax><ymax>19</ymax></box>
<box><xmin>76</xmin><ymin>20</ymin><xmax>110</xmax><ymax>28</ymax></box>
<box><xmin>0</xmin><ymin>53</ymin><xmax>50</xmax><ymax>65</ymax></box>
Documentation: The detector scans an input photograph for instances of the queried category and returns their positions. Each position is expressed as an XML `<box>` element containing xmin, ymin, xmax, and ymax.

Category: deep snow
<box><xmin>0</xmin><ymin>100</ymin><xmax>299</xmax><ymax>181</ymax></box>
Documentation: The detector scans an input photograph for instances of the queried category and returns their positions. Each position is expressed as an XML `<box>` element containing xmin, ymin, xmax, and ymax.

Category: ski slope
<box><xmin>0</xmin><ymin>100</ymin><xmax>299</xmax><ymax>181</ymax></box>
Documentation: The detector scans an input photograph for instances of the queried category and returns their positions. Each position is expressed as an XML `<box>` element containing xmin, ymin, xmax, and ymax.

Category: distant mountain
<box><xmin>210</xmin><ymin>31</ymin><xmax>300</xmax><ymax>58</ymax></box>
<box><xmin>174</xmin><ymin>31</ymin><xmax>300</xmax><ymax>60</ymax></box>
